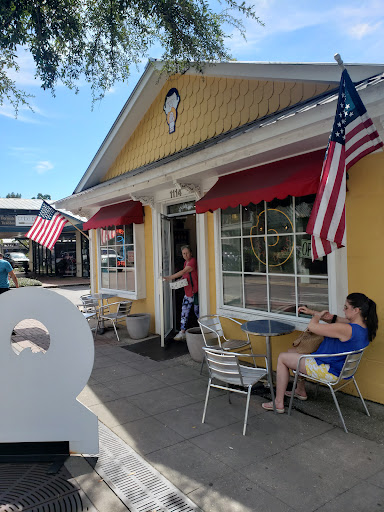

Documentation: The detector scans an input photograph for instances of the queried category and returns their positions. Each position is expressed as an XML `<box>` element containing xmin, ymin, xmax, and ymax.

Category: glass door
<box><xmin>160</xmin><ymin>215</ymin><xmax>173</xmax><ymax>345</ymax></box>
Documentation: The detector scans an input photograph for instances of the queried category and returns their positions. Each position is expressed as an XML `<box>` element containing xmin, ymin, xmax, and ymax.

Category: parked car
<box><xmin>4</xmin><ymin>252</ymin><xmax>29</xmax><ymax>271</ymax></box>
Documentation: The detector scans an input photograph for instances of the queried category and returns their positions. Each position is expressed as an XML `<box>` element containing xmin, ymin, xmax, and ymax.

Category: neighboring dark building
<box><xmin>0</xmin><ymin>198</ymin><xmax>89</xmax><ymax>277</ymax></box>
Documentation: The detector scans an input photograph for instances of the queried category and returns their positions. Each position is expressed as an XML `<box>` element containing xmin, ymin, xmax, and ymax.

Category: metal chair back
<box><xmin>204</xmin><ymin>348</ymin><xmax>244</xmax><ymax>387</ymax></box>
<box><xmin>198</xmin><ymin>315</ymin><xmax>225</xmax><ymax>348</ymax></box>
<box><xmin>117</xmin><ymin>301</ymin><xmax>133</xmax><ymax>317</ymax></box>
<box><xmin>288</xmin><ymin>348</ymin><xmax>369</xmax><ymax>433</ymax></box>
<box><xmin>202</xmin><ymin>347</ymin><xmax>273</xmax><ymax>435</ymax></box>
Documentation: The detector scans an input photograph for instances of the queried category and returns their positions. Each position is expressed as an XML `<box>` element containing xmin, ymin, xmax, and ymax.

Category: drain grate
<box><xmin>0</xmin><ymin>462</ymin><xmax>96</xmax><ymax>512</ymax></box>
<box><xmin>90</xmin><ymin>422</ymin><xmax>201</xmax><ymax>512</ymax></box>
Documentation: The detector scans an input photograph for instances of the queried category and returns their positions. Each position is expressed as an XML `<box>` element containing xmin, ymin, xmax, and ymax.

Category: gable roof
<box><xmin>72</xmin><ymin>60</ymin><xmax>384</xmax><ymax>194</ymax></box>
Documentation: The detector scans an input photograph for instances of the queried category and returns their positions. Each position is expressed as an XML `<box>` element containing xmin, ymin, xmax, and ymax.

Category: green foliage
<box><xmin>10</xmin><ymin>277</ymin><xmax>42</xmax><ymax>287</ymax></box>
<box><xmin>32</xmin><ymin>193</ymin><xmax>51</xmax><ymax>199</ymax></box>
<box><xmin>6</xmin><ymin>192</ymin><xmax>22</xmax><ymax>198</ymax></box>
<box><xmin>0</xmin><ymin>0</ymin><xmax>263</xmax><ymax>112</ymax></box>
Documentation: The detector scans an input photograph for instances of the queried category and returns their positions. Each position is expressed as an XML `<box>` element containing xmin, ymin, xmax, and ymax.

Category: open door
<box><xmin>160</xmin><ymin>215</ymin><xmax>173</xmax><ymax>346</ymax></box>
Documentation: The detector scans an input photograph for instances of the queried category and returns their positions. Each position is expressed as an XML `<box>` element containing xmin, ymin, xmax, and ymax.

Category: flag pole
<box><xmin>60</xmin><ymin>213</ymin><xmax>90</xmax><ymax>240</ymax></box>
<box><xmin>334</xmin><ymin>53</ymin><xmax>345</xmax><ymax>71</ymax></box>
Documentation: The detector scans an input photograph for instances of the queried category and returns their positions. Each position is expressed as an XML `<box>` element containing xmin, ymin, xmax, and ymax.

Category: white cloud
<box><xmin>0</xmin><ymin>103</ymin><xmax>40</xmax><ymax>123</ymax></box>
<box><xmin>35</xmin><ymin>161</ymin><xmax>54</xmax><ymax>174</ymax></box>
<box><xmin>348</xmin><ymin>22</ymin><xmax>382</xmax><ymax>39</ymax></box>
<box><xmin>227</xmin><ymin>0</ymin><xmax>384</xmax><ymax>56</ymax></box>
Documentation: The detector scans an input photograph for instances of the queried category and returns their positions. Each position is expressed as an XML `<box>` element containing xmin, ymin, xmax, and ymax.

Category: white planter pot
<box><xmin>126</xmin><ymin>314</ymin><xmax>151</xmax><ymax>340</ymax></box>
<box><xmin>186</xmin><ymin>327</ymin><xmax>206</xmax><ymax>362</ymax></box>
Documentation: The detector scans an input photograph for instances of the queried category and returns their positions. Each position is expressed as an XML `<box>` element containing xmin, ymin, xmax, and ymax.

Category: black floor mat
<box><xmin>121</xmin><ymin>336</ymin><xmax>189</xmax><ymax>361</ymax></box>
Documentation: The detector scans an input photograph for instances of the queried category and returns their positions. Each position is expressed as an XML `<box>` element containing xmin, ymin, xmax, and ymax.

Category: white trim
<box><xmin>153</xmin><ymin>206</ymin><xmax>162</xmax><ymax>335</ymax></box>
<box><xmin>96</xmin><ymin>223</ymin><xmax>146</xmax><ymax>300</ymax></box>
<box><xmin>214</xmin><ymin>201</ymin><xmax>348</xmax><ymax>331</ymax></box>
<box><xmin>196</xmin><ymin>212</ymin><xmax>209</xmax><ymax>316</ymax></box>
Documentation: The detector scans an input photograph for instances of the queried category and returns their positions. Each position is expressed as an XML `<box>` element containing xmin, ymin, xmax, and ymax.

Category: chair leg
<box><xmin>243</xmin><ymin>386</ymin><xmax>252</xmax><ymax>435</ymax></box>
<box><xmin>352</xmin><ymin>377</ymin><xmax>370</xmax><ymax>417</ymax></box>
<box><xmin>200</xmin><ymin>358</ymin><xmax>205</xmax><ymax>375</ymax></box>
<box><xmin>227</xmin><ymin>385</ymin><xmax>231</xmax><ymax>404</ymax></box>
<box><xmin>329</xmin><ymin>385</ymin><xmax>348</xmax><ymax>433</ymax></box>
<box><xmin>288</xmin><ymin>372</ymin><xmax>300</xmax><ymax>416</ymax></box>
<box><xmin>202</xmin><ymin>378</ymin><xmax>212</xmax><ymax>424</ymax></box>
<box><xmin>112</xmin><ymin>320</ymin><xmax>120</xmax><ymax>342</ymax></box>
<box><xmin>267</xmin><ymin>370</ymin><xmax>277</xmax><ymax>414</ymax></box>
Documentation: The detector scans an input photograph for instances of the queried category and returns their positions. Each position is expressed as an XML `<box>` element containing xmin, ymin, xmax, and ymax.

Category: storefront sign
<box><xmin>301</xmin><ymin>239</ymin><xmax>312</xmax><ymax>259</ymax></box>
<box><xmin>0</xmin><ymin>214</ymin><xmax>15</xmax><ymax>226</ymax></box>
<box><xmin>16</xmin><ymin>215</ymin><xmax>37</xmax><ymax>226</ymax></box>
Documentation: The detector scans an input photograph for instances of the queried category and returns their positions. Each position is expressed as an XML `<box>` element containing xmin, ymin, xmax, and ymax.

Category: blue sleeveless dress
<box><xmin>311</xmin><ymin>324</ymin><xmax>369</xmax><ymax>377</ymax></box>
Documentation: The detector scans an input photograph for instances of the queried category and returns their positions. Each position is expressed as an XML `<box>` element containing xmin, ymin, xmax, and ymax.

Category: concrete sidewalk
<box><xmin>7</xmin><ymin>298</ymin><xmax>384</xmax><ymax>512</ymax></box>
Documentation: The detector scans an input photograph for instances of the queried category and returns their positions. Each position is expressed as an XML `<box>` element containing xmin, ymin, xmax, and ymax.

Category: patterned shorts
<box><xmin>305</xmin><ymin>357</ymin><xmax>338</xmax><ymax>383</ymax></box>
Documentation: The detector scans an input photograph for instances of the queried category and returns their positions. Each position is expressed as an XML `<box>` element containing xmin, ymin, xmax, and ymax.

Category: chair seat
<box><xmin>212</xmin><ymin>366</ymin><xmax>266</xmax><ymax>386</ymax></box>
<box><xmin>239</xmin><ymin>365</ymin><xmax>267</xmax><ymax>386</ymax></box>
<box><xmin>222</xmin><ymin>339</ymin><xmax>251</xmax><ymax>350</ymax></box>
<box><xmin>99</xmin><ymin>313</ymin><xmax>125</xmax><ymax>321</ymax></box>
<box><xmin>83</xmin><ymin>312</ymin><xmax>97</xmax><ymax>320</ymax></box>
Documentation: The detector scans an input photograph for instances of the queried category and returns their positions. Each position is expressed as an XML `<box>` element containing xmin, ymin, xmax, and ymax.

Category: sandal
<box><xmin>261</xmin><ymin>402</ymin><xmax>285</xmax><ymax>414</ymax></box>
<box><xmin>284</xmin><ymin>391</ymin><xmax>308</xmax><ymax>401</ymax></box>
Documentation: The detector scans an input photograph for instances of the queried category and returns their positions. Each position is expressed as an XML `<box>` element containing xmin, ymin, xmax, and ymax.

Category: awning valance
<box><xmin>195</xmin><ymin>150</ymin><xmax>324</xmax><ymax>214</ymax></box>
<box><xmin>83</xmin><ymin>201</ymin><xmax>144</xmax><ymax>230</ymax></box>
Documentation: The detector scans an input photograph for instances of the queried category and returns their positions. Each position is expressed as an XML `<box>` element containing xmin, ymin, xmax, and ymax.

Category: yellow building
<box><xmin>57</xmin><ymin>61</ymin><xmax>384</xmax><ymax>404</ymax></box>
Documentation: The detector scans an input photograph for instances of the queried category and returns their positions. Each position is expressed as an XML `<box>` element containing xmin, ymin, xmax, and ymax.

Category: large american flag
<box><xmin>306</xmin><ymin>69</ymin><xmax>383</xmax><ymax>260</ymax></box>
<box><xmin>26</xmin><ymin>202</ymin><xmax>68</xmax><ymax>250</ymax></box>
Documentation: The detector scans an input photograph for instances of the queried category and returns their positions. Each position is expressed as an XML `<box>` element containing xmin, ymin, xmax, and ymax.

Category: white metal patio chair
<box><xmin>288</xmin><ymin>348</ymin><xmax>370</xmax><ymax>433</ymax></box>
<box><xmin>198</xmin><ymin>315</ymin><xmax>252</xmax><ymax>351</ymax></box>
<box><xmin>77</xmin><ymin>297</ymin><xmax>100</xmax><ymax>338</ymax></box>
<box><xmin>202</xmin><ymin>347</ymin><xmax>276</xmax><ymax>435</ymax></box>
<box><xmin>96</xmin><ymin>300</ymin><xmax>133</xmax><ymax>342</ymax></box>
<box><xmin>198</xmin><ymin>315</ymin><xmax>253</xmax><ymax>374</ymax></box>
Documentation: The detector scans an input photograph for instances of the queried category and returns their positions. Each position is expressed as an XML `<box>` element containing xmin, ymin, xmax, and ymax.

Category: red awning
<box><xmin>195</xmin><ymin>150</ymin><xmax>324</xmax><ymax>214</ymax></box>
<box><xmin>83</xmin><ymin>201</ymin><xmax>144</xmax><ymax>230</ymax></box>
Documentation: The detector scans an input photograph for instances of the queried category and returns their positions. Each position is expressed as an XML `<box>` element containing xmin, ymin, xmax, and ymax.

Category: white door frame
<box><xmin>153</xmin><ymin>198</ymin><xmax>210</xmax><ymax>341</ymax></box>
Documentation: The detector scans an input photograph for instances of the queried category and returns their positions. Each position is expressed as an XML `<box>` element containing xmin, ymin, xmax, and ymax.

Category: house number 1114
<box><xmin>170</xmin><ymin>188</ymin><xmax>182</xmax><ymax>199</ymax></box>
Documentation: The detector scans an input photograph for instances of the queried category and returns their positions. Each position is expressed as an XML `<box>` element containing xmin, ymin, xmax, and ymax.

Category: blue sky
<box><xmin>1</xmin><ymin>0</ymin><xmax>383</xmax><ymax>201</ymax></box>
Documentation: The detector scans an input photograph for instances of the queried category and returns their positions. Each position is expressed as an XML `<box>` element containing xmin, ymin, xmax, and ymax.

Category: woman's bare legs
<box><xmin>263</xmin><ymin>351</ymin><xmax>307</xmax><ymax>410</ymax></box>
<box><xmin>286</xmin><ymin>348</ymin><xmax>307</xmax><ymax>397</ymax></box>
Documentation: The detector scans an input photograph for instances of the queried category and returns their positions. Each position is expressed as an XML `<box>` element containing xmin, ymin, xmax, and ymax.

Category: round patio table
<box><xmin>241</xmin><ymin>319</ymin><xmax>295</xmax><ymax>385</ymax></box>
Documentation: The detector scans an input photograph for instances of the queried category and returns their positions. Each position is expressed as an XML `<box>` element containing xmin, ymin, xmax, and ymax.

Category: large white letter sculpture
<box><xmin>0</xmin><ymin>288</ymin><xmax>98</xmax><ymax>454</ymax></box>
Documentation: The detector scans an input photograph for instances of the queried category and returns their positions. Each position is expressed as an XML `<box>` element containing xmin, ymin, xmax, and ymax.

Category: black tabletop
<box><xmin>241</xmin><ymin>319</ymin><xmax>295</xmax><ymax>337</ymax></box>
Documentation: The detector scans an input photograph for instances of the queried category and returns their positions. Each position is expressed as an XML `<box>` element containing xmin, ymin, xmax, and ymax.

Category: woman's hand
<box><xmin>163</xmin><ymin>276</ymin><xmax>172</xmax><ymax>281</ymax></box>
<box><xmin>298</xmin><ymin>306</ymin><xmax>314</xmax><ymax>316</ymax></box>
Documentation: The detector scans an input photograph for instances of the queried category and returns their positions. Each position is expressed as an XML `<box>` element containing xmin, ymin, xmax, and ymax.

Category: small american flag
<box><xmin>26</xmin><ymin>202</ymin><xmax>68</xmax><ymax>251</ymax></box>
<box><xmin>100</xmin><ymin>228</ymin><xmax>116</xmax><ymax>245</ymax></box>
<box><xmin>307</xmin><ymin>69</ymin><xmax>383</xmax><ymax>260</ymax></box>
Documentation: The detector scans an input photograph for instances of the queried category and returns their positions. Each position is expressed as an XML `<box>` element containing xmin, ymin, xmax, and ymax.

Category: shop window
<box><xmin>219</xmin><ymin>195</ymin><xmax>330</xmax><ymax>318</ymax></box>
<box><xmin>98</xmin><ymin>223</ymin><xmax>145</xmax><ymax>299</ymax></box>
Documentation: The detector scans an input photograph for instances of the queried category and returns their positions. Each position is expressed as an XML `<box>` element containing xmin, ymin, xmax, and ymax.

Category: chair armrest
<box><xmin>221</xmin><ymin>317</ymin><xmax>251</xmax><ymax>342</ymax></box>
<box><xmin>297</xmin><ymin>349</ymin><xmax>365</xmax><ymax>360</ymax></box>
<box><xmin>294</xmin><ymin>348</ymin><xmax>365</xmax><ymax>374</ymax></box>
<box><xmin>198</xmin><ymin>323</ymin><xmax>221</xmax><ymax>339</ymax></box>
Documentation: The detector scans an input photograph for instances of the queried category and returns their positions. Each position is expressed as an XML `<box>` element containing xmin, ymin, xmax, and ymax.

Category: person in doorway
<box><xmin>0</xmin><ymin>253</ymin><xmax>19</xmax><ymax>294</ymax></box>
<box><xmin>163</xmin><ymin>245</ymin><xmax>199</xmax><ymax>340</ymax></box>
<box><xmin>261</xmin><ymin>293</ymin><xmax>378</xmax><ymax>413</ymax></box>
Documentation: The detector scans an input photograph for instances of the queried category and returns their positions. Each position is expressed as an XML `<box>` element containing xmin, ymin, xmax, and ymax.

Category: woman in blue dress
<box><xmin>262</xmin><ymin>293</ymin><xmax>378</xmax><ymax>413</ymax></box>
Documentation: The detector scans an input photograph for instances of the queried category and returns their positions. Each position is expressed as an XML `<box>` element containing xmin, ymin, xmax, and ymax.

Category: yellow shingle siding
<box><xmin>102</xmin><ymin>75</ymin><xmax>334</xmax><ymax>182</ymax></box>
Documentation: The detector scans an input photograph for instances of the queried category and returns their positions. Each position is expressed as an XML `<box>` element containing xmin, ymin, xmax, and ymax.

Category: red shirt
<box><xmin>182</xmin><ymin>257</ymin><xmax>198</xmax><ymax>297</ymax></box>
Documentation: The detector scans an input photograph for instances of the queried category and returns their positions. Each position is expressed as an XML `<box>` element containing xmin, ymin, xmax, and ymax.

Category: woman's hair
<box><xmin>347</xmin><ymin>293</ymin><xmax>378</xmax><ymax>341</ymax></box>
<box><xmin>181</xmin><ymin>245</ymin><xmax>192</xmax><ymax>253</ymax></box>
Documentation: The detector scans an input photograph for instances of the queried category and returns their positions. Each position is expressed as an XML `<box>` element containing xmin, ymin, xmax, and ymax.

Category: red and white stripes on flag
<box><xmin>26</xmin><ymin>202</ymin><xmax>68</xmax><ymax>251</ymax></box>
<box><xmin>306</xmin><ymin>69</ymin><xmax>383</xmax><ymax>260</ymax></box>
<box><xmin>100</xmin><ymin>228</ymin><xmax>116</xmax><ymax>245</ymax></box>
